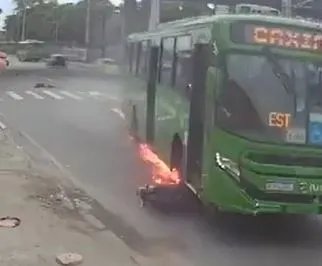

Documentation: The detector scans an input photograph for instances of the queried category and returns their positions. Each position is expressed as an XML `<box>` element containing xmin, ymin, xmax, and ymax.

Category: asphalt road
<box><xmin>1</xmin><ymin>58</ymin><xmax>322</xmax><ymax>266</ymax></box>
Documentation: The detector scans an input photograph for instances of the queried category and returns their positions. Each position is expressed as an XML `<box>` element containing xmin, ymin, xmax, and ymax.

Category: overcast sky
<box><xmin>1</xmin><ymin>0</ymin><xmax>122</xmax><ymax>28</ymax></box>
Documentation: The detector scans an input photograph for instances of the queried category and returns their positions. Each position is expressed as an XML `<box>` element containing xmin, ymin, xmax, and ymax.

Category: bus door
<box><xmin>185</xmin><ymin>44</ymin><xmax>210</xmax><ymax>191</ymax></box>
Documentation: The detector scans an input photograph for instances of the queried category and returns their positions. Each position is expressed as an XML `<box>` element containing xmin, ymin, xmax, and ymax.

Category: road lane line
<box><xmin>106</xmin><ymin>95</ymin><xmax>121</xmax><ymax>102</ymax></box>
<box><xmin>89</xmin><ymin>91</ymin><xmax>99</xmax><ymax>95</ymax></box>
<box><xmin>25</xmin><ymin>90</ymin><xmax>44</xmax><ymax>99</ymax></box>
<box><xmin>60</xmin><ymin>91</ymin><xmax>82</xmax><ymax>100</ymax></box>
<box><xmin>88</xmin><ymin>91</ymin><xmax>101</xmax><ymax>97</ymax></box>
<box><xmin>89</xmin><ymin>91</ymin><xmax>120</xmax><ymax>101</ymax></box>
<box><xmin>42</xmin><ymin>90</ymin><xmax>63</xmax><ymax>100</ymax></box>
<box><xmin>0</xmin><ymin>121</ymin><xmax>6</xmax><ymax>130</ymax></box>
<box><xmin>6</xmin><ymin>91</ymin><xmax>23</xmax><ymax>101</ymax></box>
<box><xmin>111</xmin><ymin>108</ymin><xmax>125</xmax><ymax>119</ymax></box>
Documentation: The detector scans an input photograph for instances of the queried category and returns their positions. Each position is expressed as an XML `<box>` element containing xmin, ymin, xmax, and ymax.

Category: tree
<box><xmin>4</xmin><ymin>14</ymin><xmax>19</xmax><ymax>40</ymax></box>
<box><xmin>124</xmin><ymin>0</ymin><xmax>138</xmax><ymax>35</ymax></box>
<box><xmin>12</xmin><ymin>0</ymin><xmax>35</xmax><ymax>11</ymax></box>
<box><xmin>5</xmin><ymin>0</ymin><xmax>115</xmax><ymax>45</ymax></box>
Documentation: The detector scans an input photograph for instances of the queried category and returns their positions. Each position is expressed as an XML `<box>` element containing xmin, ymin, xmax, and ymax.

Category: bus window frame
<box><xmin>157</xmin><ymin>40</ymin><xmax>163</xmax><ymax>83</ymax></box>
<box><xmin>128</xmin><ymin>42</ymin><xmax>134</xmax><ymax>73</ymax></box>
<box><xmin>144</xmin><ymin>40</ymin><xmax>151</xmax><ymax>77</ymax></box>
<box><xmin>135</xmin><ymin>42</ymin><xmax>142</xmax><ymax>77</ymax></box>
<box><xmin>174</xmin><ymin>34</ymin><xmax>194</xmax><ymax>97</ymax></box>
<box><xmin>171</xmin><ymin>38</ymin><xmax>178</xmax><ymax>87</ymax></box>
<box><xmin>159</xmin><ymin>36</ymin><xmax>176</xmax><ymax>86</ymax></box>
<box><xmin>138</xmin><ymin>40</ymin><xmax>148</xmax><ymax>78</ymax></box>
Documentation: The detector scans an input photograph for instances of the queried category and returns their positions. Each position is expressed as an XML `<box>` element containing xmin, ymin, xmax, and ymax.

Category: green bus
<box><xmin>16</xmin><ymin>40</ymin><xmax>47</xmax><ymax>62</ymax></box>
<box><xmin>125</xmin><ymin>14</ymin><xmax>322</xmax><ymax>215</ymax></box>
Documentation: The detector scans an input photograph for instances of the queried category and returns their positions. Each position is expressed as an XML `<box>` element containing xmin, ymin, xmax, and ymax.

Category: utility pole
<box><xmin>55</xmin><ymin>22</ymin><xmax>59</xmax><ymax>43</ymax></box>
<box><xmin>101</xmin><ymin>10</ymin><xmax>107</xmax><ymax>58</ymax></box>
<box><xmin>15</xmin><ymin>11</ymin><xmax>20</xmax><ymax>41</ymax></box>
<box><xmin>53</xmin><ymin>6</ymin><xmax>59</xmax><ymax>43</ymax></box>
<box><xmin>281</xmin><ymin>0</ymin><xmax>292</xmax><ymax>17</ymax></box>
<box><xmin>21</xmin><ymin>4</ymin><xmax>27</xmax><ymax>41</ymax></box>
<box><xmin>148</xmin><ymin>0</ymin><xmax>160</xmax><ymax>31</ymax></box>
<box><xmin>85</xmin><ymin>0</ymin><xmax>91</xmax><ymax>61</ymax></box>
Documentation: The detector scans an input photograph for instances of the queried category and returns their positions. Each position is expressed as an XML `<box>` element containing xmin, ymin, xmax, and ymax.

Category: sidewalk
<box><xmin>0</xmin><ymin>125</ymin><xmax>148</xmax><ymax>265</ymax></box>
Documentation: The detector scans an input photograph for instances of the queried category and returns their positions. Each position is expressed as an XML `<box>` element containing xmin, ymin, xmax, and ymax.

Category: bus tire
<box><xmin>170</xmin><ymin>133</ymin><xmax>183</xmax><ymax>172</ymax></box>
<box><xmin>130</xmin><ymin>105</ymin><xmax>139</xmax><ymax>142</ymax></box>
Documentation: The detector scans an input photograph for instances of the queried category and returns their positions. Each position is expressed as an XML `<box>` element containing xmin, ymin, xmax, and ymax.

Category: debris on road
<box><xmin>34</xmin><ymin>82</ymin><xmax>55</xmax><ymax>89</ymax></box>
<box><xmin>0</xmin><ymin>216</ymin><xmax>21</xmax><ymax>228</ymax></box>
<box><xmin>56</xmin><ymin>253</ymin><xmax>83</xmax><ymax>266</ymax></box>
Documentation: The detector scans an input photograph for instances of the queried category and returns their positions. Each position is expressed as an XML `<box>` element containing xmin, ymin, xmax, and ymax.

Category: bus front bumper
<box><xmin>250</xmin><ymin>200</ymin><xmax>322</xmax><ymax>215</ymax></box>
<box><xmin>215</xmin><ymin>194</ymin><xmax>322</xmax><ymax>215</ymax></box>
<box><xmin>204</xmin><ymin>168</ymin><xmax>322</xmax><ymax>215</ymax></box>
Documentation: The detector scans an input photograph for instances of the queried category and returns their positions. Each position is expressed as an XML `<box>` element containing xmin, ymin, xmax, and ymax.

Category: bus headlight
<box><xmin>215</xmin><ymin>152</ymin><xmax>240</xmax><ymax>181</ymax></box>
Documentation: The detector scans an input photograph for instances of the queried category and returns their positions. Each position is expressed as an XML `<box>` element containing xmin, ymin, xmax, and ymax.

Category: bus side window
<box><xmin>128</xmin><ymin>43</ymin><xmax>134</xmax><ymax>73</ymax></box>
<box><xmin>135</xmin><ymin>42</ymin><xmax>142</xmax><ymax>76</ymax></box>
<box><xmin>131</xmin><ymin>42</ymin><xmax>139</xmax><ymax>75</ymax></box>
<box><xmin>138</xmin><ymin>40</ymin><xmax>149</xmax><ymax>79</ymax></box>
<box><xmin>160</xmin><ymin>37</ymin><xmax>175</xmax><ymax>87</ymax></box>
<box><xmin>174</xmin><ymin>35</ymin><xmax>193</xmax><ymax>98</ymax></box>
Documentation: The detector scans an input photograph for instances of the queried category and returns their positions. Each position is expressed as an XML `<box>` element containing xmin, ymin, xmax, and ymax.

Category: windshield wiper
<box><xmin>262</xmin><ymin>46</ymin><xmax>297</xmax><ymax>114</ymax></box>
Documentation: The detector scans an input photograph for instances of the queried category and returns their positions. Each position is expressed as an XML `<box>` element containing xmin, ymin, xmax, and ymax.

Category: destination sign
<box><xmin>231</xmin><ymin>23</ymin><xmax>322</xmax><ymax>52</ymax></box>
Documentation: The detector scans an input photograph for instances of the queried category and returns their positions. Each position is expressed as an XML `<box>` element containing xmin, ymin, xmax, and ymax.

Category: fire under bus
<box><xmin>125</xmin><ymin>14</ymin><xmax>322</xmax><ymax>214</ymax></box>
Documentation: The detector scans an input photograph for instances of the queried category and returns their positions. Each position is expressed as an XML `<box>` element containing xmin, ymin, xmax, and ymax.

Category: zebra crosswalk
<box><xmin>0</xmin><ymin>90</ymin><xmax>120</xmax><ymax>103</ymax></box>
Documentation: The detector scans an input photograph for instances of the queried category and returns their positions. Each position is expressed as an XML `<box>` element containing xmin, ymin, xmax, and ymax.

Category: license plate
<box><xmin>286</xmin><ymin>128</ymin><xmax>306</xmax><ymax>144</ymax></box>
<box><xmin>266</xmin><ymin>182</ymin><xmax>294</xmax><ymax>192</ymax></box>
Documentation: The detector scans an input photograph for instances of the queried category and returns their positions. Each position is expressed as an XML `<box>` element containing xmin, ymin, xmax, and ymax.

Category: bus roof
<box><xmin>128</xmin><ymin>14</ymin><xmax>322</xmax><ymax>42</ymax></box>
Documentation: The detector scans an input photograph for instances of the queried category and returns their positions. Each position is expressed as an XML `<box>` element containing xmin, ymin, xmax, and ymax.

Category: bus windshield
<box><xmin>218</xmin><ymin>53</ymin><xmax>322</xmax><ymax>145</ymax></box>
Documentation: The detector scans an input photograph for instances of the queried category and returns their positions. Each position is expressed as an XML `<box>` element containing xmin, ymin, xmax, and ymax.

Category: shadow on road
<box><xmin>187</xmin><ymin>211</ymin><xmax>322</xmax><ymax>249</ymax></box>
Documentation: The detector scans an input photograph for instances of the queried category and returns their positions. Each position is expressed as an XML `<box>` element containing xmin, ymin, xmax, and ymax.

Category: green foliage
<box><xmin>5</xmin><ymin>0</ymin><xmax>114</xmax><ymax>44</ymax></box>
<box><xmin>4</xmin><ymin>0</ymin><xmax>209</xmax><ymax>43</ymax></box>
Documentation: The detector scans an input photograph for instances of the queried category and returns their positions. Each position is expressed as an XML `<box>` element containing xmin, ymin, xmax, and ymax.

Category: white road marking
<box><xmin>106</xmin><ymin>95</ymin><xmax>121</xmax><ymax>102</ymax></box>
<box><xmin>111</xmin><ymin>108</ymin><xmax>125</xmax><ymax>119</ymax></box>
<box><xmin>0</xmin><ymin>121</ymin><xmax>6</xmax><ymax>130</ymax></box>
<box><xmin>25</xmin><ymin>90</ymin><xmax>44</xmax><ymax>99</ymax></box>
<box><xmin>88</xmin><ymin>91</ymin><xmax>120</xmax><ymax>102</ymax></box>
<box><xmin>6</xmin><ymin>91</ymin><xmax>23</xmax><ymax>101</ymax></box>
<box><xmin>88</xmin><ymin>91</ymin><xmax>101</xmax><ymax>96</ymax></box>
<box><xmin>42</xmin><ymin>90</ymin><xmax>63</xmax><ymax>100</ymax></box>
<box><xmin>60</xmin><ymin>91</ymin><xmax>82</xmax><ymax>100</ymax></box>
<box><xmin>88</xmin><ymin>91</ymin><xmax>107</xmax><ymax>101</ymax></box>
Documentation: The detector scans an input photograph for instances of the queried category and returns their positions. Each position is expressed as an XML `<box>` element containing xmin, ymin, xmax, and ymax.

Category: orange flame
<box><xmin>138</xmin><ymin>143</ymin><xmax>181</xmax><ymax>185</ymax></box>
